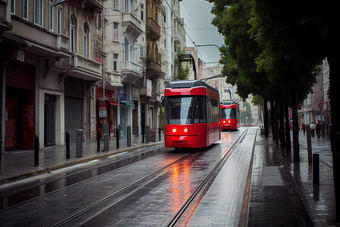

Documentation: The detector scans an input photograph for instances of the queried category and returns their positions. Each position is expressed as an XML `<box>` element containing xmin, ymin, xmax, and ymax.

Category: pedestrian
<box><xmin>316</xmin><ymin>120</ymin><xmax>321</xmax><ymax>138</ymax></box>
<box><xmin>310</xmin><ymin>121</ymin><xmax>316</xmax><ymax>137</ymax></box>
<box><xmin>302</xmin><ymin>122</ymin><xmax>306</xmax><ymax>135</ymax></box>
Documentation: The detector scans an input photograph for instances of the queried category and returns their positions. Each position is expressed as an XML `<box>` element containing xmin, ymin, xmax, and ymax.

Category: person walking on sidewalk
<box><xmin>316</xmin><ymin>120</ymin><xmax>322</xmax><ymax>138</ymax></box>
<box><xmin>310</xmin><ymin>121</ymin><xmax>316</xmax><ymax>137</ymax></box>
<box><xmin>302</xmin><ymin>122</ymin><xmax>306</xmax><ymax>135</ymax></box>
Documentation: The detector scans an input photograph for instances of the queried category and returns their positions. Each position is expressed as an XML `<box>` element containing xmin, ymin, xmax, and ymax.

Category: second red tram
<box><xmin>163</xmin><ymin>80</ymin><xmax>221</xmax><ymax>148</ymax></box>
<box><xmin>220</xmin><ymin>101</ymin><xmax>240</xmax><ymax>130</ymax></box>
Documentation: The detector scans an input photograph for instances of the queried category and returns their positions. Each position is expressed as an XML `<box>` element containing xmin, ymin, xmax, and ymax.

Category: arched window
<box><xmin>70</xmin><ymin>15</ymin><xmax>75</xmax><ymax>52</ymax></box>
<box><xmin>83</xmin><ymin>24</ymin><xmax>88</xmax><ymax>57</ymax></box>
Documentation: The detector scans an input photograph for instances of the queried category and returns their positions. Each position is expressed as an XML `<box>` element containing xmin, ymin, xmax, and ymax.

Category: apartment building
<box><xmin>298</xmin><ymin>58</ymin><xmax>331</xmax><ymax>129</ymax></box>
<box><xmin>1</xmin><ymin>0</ymin><xmax>104</xmax><ymax>151</ymax></box>
<box><xmin>163</xmin><ymin>0</ymin><xmax>186</xmax><ymax>84</ymax></box>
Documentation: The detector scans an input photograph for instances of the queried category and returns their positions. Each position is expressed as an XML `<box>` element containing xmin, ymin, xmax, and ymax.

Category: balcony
<box><xmin>121</xmin><ymin>61</ymin><xmax>143</xmax><ymax>84</ymax></box>
<box><xmin>146</xmin><ymin>60</ymin><xmax>164</xmax><ymax>81</ymax></box>
<box><xmin>146</xmin><ymin>18</ymin><xmax>161</xmax><ymax>40</ymax></box>
<box><xmin>105</xmin><ymin>71</ymin><xmax>122</xmax><ymax>87</ymax></box>
<box><xmin>56</xmin><ymin>34</ymin><xmax>69</xmax><ymax>50</ymax></box>
<box><xmin>55</xmin><ymin>54</ymin><xmax>102</xmax><ymax>81</ymax></box>
<box><xmin>122</xmin><ymin>13</ymin><xmax>143</xmax><ymax>40</ymax></box>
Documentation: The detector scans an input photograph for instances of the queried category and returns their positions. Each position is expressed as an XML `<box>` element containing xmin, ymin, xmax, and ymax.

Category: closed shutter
<box><xmin>65</xmin><ymin>97</ymin><xmax>82</xmax><ymax>143</ymax></box>
<box><xmin>7</xmin><ymin>60</ymin><xmax>35</xmax><ymax>90</ymax></box>
<box><xmin>65</xmin><ymin>76</ymin><xmax>84</xmax><ymax>143</ymax></box>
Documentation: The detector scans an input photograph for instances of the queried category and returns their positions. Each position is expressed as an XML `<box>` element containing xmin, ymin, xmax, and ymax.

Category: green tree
<box><xmin>174</xmin><ymin>46</ymin><xmax>190</xmax><ymax>81</ymax></box>
<box><xmin>249</xmin><ymin>0</ymin><xmax>340</xmax><ymax>222</ymax></box>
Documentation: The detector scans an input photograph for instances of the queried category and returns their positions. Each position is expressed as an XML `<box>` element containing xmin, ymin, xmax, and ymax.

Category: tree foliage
<box><xmin>174</xmin><ymin>46</ymin><xmax>190</xmax><ymax>81</ymax></box>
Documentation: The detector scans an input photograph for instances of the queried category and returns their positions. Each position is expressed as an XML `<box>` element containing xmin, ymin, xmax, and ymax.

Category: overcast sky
<box><xmin>180</xmin><ymin>0</ymin><xmax>224</xmax><ymax>67</ymax></box>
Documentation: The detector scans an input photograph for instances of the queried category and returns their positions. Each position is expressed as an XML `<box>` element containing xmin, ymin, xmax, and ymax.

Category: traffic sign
<box><xmin>318</xmin><ymin>103</ymin><xmax>323</xmax><ymax>109</ymax></box>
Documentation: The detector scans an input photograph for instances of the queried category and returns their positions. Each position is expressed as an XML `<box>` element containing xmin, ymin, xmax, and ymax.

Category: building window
<box><xmin>124</xmin><ymin>38</ymin><xmax>129</xmax><ymax>61</ymax></box>
<box><xmin>96</xmin><ymin>13</ymin><xmax>102</xmax><ymax>29</ymax></box>
<box><xmin>113</xmin><ymin>54</ymin><xmax>119</xmax><ymax>71</ymax></box>
<box><xmin>124</xmin><ymin>0</ymin><xmax>131</xmax><ymax>13</ymax></box>
<box><xmin>49</xmin><ymin>0</ymin><xmax>54</xmax><ymax>31</ymax></box>
<box><xmin>141</xmin><ymin>4</ymin><xmax>144</xmax><ymax>21</ymax></box>
<box><xmin>57</xmin><ymin>8</ymin><xmax>61</xmax><ymax>34</ymax></box>
<box><xmin>83</xmin><ymin>24</ymin><xmax>88</xmax><ymax>57</ymax></box>
<box><xmin>34</xmin><ymin>0</ymin><xmax>43</xmax><ymax>26</ymax></box>
<box><xmin>140</xmin><ymin>46</ymin><xmax>145</xmax><ymax>58</ymax></box>
<box><xmin>11</xmin><ymin>0</ymin><xmax>15</xmax><ymax>14</ymax></box>
<box><xmin>23</xmin><ymin>0</ymin><xmax>28</xmax><ymax>19</ymax></box>
<box><xmin>113</xmin><ymin>0</ymin><xmax>118</xmax><ymax>10</ymax></box>
<box><xmin>70</xmin><ymin>15</ymin><xmax>75</xmax><ymax>52</ymax></box>
<box><xmin>164</xmin><ymin>39</ymin><xmax>166</xmax><ymax>49</ymax></box>
<box><xmin>113</xmin><ymin>22</ymin><xmax>119</xmax><ymax>41</ymax></box>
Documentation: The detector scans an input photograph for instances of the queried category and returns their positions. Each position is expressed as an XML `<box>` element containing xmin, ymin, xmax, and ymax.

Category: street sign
<box><xmin>318</xmin><ymin>103</ymin><xmax>323</xmax><ymax>109</ymax></box>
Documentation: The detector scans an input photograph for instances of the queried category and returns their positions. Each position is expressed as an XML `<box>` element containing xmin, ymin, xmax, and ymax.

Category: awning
<box><xmin>107</xmin><ymin>101</ymin><xmax>119</xmax><ymax>106</ymax></box>
<box><xmin>120</xmin><ymin>100</ymin><xmax>134</xmax><ymax>105</ymax></box>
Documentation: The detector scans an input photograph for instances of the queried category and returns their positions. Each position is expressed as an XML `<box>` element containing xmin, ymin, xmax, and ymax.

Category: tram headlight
<box><xmin>228</xmin><ymin>120</ymin><xmax>231</xmax><ymax>123</ymax></box>
<box><xmin>223</xmin><ymin>120</ymin><xmax>226</xmax><ymax>123</ymax></box>
<box><xmin>184</xmin><ymin>128</ymin><xmax>188</xmax><ymax>133</ymax></box>
<box><xmin>172</xmin><ymin>128</ymin><xmax>177</xmax><ymax>133</ymax></box>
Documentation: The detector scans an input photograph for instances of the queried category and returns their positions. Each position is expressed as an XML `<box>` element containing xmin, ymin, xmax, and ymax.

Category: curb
<box><xmin>0</xmin><ymin>142</ymin><xmax>164</xmax><ymax>185</ymax></box>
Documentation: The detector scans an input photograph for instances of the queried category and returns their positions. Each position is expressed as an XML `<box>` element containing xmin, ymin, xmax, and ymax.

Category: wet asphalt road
<box><xmin>0</xmin><ymin>127</ymin><xmax>257</xmax><ymax>227</ymax></box>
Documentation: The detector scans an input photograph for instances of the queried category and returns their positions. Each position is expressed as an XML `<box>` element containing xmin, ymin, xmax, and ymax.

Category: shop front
<box><xmin>119</xmin><ymin>84</ymin><xmax>133</xmax><ymax>138</ymax></box>
<box><xmin>96</xmin><ymin>87</ymin><xmax>119</xmax><ymax>139</ymax></box>
<box><xmin>5</xmin><ymin>60</ymin><xmax>35</xmax><ymax>150</ymax></box>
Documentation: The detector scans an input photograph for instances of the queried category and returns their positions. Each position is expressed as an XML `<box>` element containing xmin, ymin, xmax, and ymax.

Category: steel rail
<box><xmin>167</xmin><ymin>129</ymin><xmax>248</xmax><ymax>227</ymax></box>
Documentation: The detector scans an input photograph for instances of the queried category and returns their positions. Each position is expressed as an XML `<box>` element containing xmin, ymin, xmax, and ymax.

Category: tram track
<box><xmin>0</xmin><ymin>130</ymin><xmax>248</xmax><ymax>226</ymax></box>
<box><xmin>52</xmin><ymin>130</ymin><xmax>246</xmax><ymax>227</ymax></box>
<box><xmin>0</xmin><ymin>146</ymin><xmax>167</xmax><ymax>211</ymax></box>
<box><xmin>167</xmin><ymin>129</ymin><xmax>247</xmax><ymax>226</ymax></box>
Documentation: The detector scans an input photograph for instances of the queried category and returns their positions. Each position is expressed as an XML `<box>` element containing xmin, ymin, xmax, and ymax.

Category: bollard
<box><xmin>66</xmin><ymin>131</ymin><xmax>70</xmax><ymax>159</ymax></box>
<box><xmin>159</xmin><ymin>127</ymin><xmax>161</xmax><ymax>141</ymax></box>
<box><xmin>116</xmin><ymin>128</ymin><xmax>119</xmax><ymax>148</ymax></box>
<box><xmin>127</xmin><ymin>126</ymin><xmax>131</xmax><ymax>146</ymax></box>
<box><xmin>34</xmin><ymin>134</ymin><xmax>39</xmax><ymax>166</ymax></box>
<box><xmin>313</xmin><ymin>154</ymin><xmax>320</xmax><ymax>184</ymax></box>
<box><xmin>76</xmin><ymin>129</ymin><xmax>83</xmax><ymax>157</ymax></box>
<box><xmin>146</xmin><ymin>126</ymin><xmax>150</xmax><ymax>143</ymax></box>
<box><xmin>142</xmin><ymin>128</ymin><xmax>145</xmax><ymax>143</ymax></box>
<box><xmin>103</xmin><ymin>123</ymin><xmax>109</xmax><ymax>151</ymax></box>
<box><xmin>97</xmin><ymin>131</ymin><xmax>100</xmax><ymax>152</ymax></box>
<box><xmin>306</xmin><ymin>125</ymin><xmax>312</xmax><ymax>163</ymax></box>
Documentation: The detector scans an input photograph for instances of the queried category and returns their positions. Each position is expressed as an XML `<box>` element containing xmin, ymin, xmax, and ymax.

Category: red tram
<box><xmin>220</xmin><ymin>101</ymin><xmax>240</xmax><ymax>130</ymax></box>
<box><xmin>162</xmin><ymin>80</ymin><xmax>221</xmax><ymax>148</ymax></box>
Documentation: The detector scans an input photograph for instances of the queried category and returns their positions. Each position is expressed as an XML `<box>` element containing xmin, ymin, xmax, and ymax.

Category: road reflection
<box><xmin>169</xmin><ymin>162</ymin><xmax>193</xmax><ymax>214</ymax></box>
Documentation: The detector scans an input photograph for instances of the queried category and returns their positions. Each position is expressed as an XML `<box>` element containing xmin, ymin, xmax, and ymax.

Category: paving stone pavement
<box><xmin>248</xmin><ymin>129</ymin><xmax>336</xmax><ymax>227</ymax></box>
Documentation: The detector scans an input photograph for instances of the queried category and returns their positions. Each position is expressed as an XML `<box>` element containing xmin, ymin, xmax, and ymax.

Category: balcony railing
<box><xmin>55</xmin><ymin>54</ymin><xmax>102</xmax><ymax>80</ymax></box>
<box><xmin>122</xmin><ymin>13</ymin><xmax>143</xmax><ymax>39</ymax></box>
<box><xmin>146</xmin><ymin>18</ymin><xmax>161</xmax><ymax>40</ymax></box>
<box><xmin>146</xmin><ymin>60</ymin><xmax>163</xmax><ymax>81</ymax></box>
<box><xmin>121</xmin><ymin>61</ymin><xmax>143</xmax><ymax>84</ymax></box>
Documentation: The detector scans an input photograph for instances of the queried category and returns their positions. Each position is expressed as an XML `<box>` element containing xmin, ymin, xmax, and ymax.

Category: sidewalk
<box><xmin>248</xmin><ymin>129</ymin><xmax>336</xmax><ymax>227</ymax></box>
<box><xmin>0</xmin><ymin>134</ymin><xmax>164</xmax><ymax>185</ymax></box>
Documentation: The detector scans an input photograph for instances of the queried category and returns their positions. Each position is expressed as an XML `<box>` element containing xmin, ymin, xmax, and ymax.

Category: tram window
<box><xmin>221</xmin><ymin>108</ymin><xmax>236</xmax><ymax>119</ymax></box>
<box><xmin>193</xmin><ymin>96</ymin><xmax>206</xmax><ymax>123</ymax></box>
<box><xmin>168</xmin><ymin>96</ymin><xmax>194</xmax><ymax>124</ymax></box>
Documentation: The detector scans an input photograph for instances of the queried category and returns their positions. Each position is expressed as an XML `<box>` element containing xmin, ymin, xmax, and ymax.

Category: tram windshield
<box><xmin>221</xmin><ymin>108</ymin><xmax>237</xmax><ymax>119</ymax></box>
<box><xmin>164</xmin><ymin>96</ymin><xmax>207</xmax><ymax>125</ymax></box>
